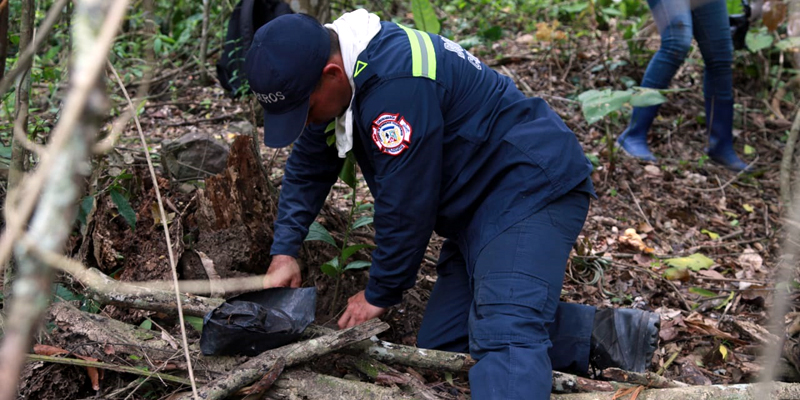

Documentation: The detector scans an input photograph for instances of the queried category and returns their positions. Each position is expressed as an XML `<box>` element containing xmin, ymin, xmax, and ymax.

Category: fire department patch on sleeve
<box><xmin>371</xmin><ymin>113</ymin><xmax>412</xmax><ymax>156</ymax></box>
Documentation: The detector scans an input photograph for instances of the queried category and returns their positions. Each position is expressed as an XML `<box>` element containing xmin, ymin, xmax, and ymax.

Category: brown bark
<box><xmin>287</xmin><ymin>0</ymin><xmax>331</xmax><ymax>23</ymax></box>
<box><xmin>179</xmin><ymin>318</ymin><xmax>389</xmax><ymax>400</ymax></box>
<box><xmin>267</xmin><ymin>368</ymin><xmax>414</xmax><ymax>400</ymax></box>
<box><xmin>551</xmin><ymin>382</ymin><xmax>800</xmax><ymax>400</ymax></box>
<box><xmin>0</xmin><ymin>0</ymin><xmax>8</xmax><ymax>82</ymax></box>
<box><xmin>7</xmin><ymin>0</ymin><xmax>35</xmax><ymax>192</ymax></box>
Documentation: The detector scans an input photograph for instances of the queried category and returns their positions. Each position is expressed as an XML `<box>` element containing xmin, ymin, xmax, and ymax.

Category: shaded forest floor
<box><xmin>6</xmin><ymin>24</ymin><xmax>799</xmax><ymax>399</ymax></box>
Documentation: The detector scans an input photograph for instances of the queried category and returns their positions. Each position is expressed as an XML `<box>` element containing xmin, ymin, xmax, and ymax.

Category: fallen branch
<box><xmin>267</xmin><ymin>368</ymin><xmax>414</xmax><ymax>400</ymax></box>
<box><xmin>551</xmin><ymin>382</ymin><xmax>800</xmax><ymax>399</ymax></box>
<box><xmin>27</xmin><ymin>354</ymin><xmax>194</xmax><ymax>386</ymax></box>
<box><xmin>601</xmin><ymin>368</ymin><xmax>688</xmax><ymax>389</ymax></box>
<box><xmin>179</xmin><ymin>318</ymin><xmax>389</xmax><ymax>400</ymax></box>
<box><xmin>352</xmin><ymin>356</ymin><xmax>442</xmax><ymax>400</ymax></box>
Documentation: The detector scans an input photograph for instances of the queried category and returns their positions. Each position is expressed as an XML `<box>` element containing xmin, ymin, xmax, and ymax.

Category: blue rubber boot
<box><xmin>617</xmin><ymin>105</ymin><xmax>659</xmax><ymax>162</ymax></box>
<box><xmin>705</xmin><ymin>97</ymin><xmax>750</xmax><ymax>172</ymax></box>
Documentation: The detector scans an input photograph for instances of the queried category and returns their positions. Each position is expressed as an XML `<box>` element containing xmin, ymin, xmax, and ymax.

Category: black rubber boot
<box><xmin>589</xmin><ymin>308</ymin><xmax>660</xmax><ymax>373</ymax></box>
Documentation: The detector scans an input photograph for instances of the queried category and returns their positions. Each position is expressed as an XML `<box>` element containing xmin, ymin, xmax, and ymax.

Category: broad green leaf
<box><xmin>0</xmin><ymin>144</ymin><xmax>11</xmax><ymax>159</ymax></box>
<box><xmin>140</xmin><ymin>319</ymin><xmax>152</xmax><ymax>330</ymax></box>
<box><xmin>480</xmin><ymin>26</ymin><xmax>503</xmax><ymax>41</ymax></box>
<box><xmin>341</xmin><ymin>243</ymin><xmax>375</xmax><ymax>262</ymax></box>
<box><xmin>664</xmin><ymin>253</ymin><xmax>715</xmax><ymax>271</ymax></box>
<box><xmin>689</xmin><ymin>287</ymin><xmax>718</xmax><ymax>297</ymax></box>
<box><xmin>743</xmin><ymin>204</ymin><xmax>754</xmax><ymax>213</ymax></box>
<box><xmin>444</xmin><ymin>371</ymin><xmax>454</xmax><ymax>385</ymax></box>
<box><xmin>344</xmin><ymin>260</ymin><xmax>372</xmax><ymax>271</ymax></box>
<box><xmin>326</xmin><ymin>134</ymin><xmax>336</xmax><ymax>147</ymax></box>
<box><xmin>339</xmin><ymin>158</ymin><xmax>357</xmax><ymax>188</ymax></box>
<box><xmin>630</xmin><ymin>89</ymin><xmax>668</xmax><ymax>108</ymax></box>
<box><xmin>352</xmin><ymin>215</ymin><xmax>374</xmax><ymax>230</ymax></box>
<box><xmin>701</xmin><ymin>229</ymin><xmax>720</xmax><ymax>240</ymax></box>
<box><xmin>744</xmin><ymin>144</ymin><xmax>755</xmax><ymax>155</ymax></box>
<box><xmin>578</xmin><ymin>89</ymin><xmax>632</xmax><ymax>124</ymax></box>
<box><xmin>561</xmin><ymin>3</ymin><xmax>588</xmax><ymax>13</ymax></box>
<box><xmin>54</xmin><ymin>284</ymin><xmax>83</xmax><ymax>302</ymax></box>
<box><xmin>305</xmin><ymin>221</ymin><xmax>337</xmax><ymax>247</ymax></box>
<box><xmin>411</xmin><ymin>0</ymin><xmax>440</xmax><ymax>34</ymax></box>
<box><xmin>185</xmin><ymin>316</ymin><xmax>204</xmax><ymax>332</ymax></box>
<box><xmin>110</xmin><ymin>188</ymin><xmax>136</xmax><ymax>231</ymax></box>
<box><xmin>321</xmin><ymin>260</ymin><xmax>340</xmax><ymax>278</ymax></box>
<box><xmin>77</xmin><ymin>195</ymin><xmax>95</xmax><ymax>228</ymax></box>
<box><xmin>746</xmin><ymin>31</ymin><xmax>773</xmax><ymax>53</ymax></box>
<box><xmin>776</xmin><ymin>37</ymin><xmax>800</xmax><ymax>51</ymax></box>
<box><xmin>727</xmin><ymin>0</ymin><xmax>743</xmax><ymax>15</ymax></box>
<box><xmin>356</xmin><ymin>203</ymin><xmax>374</xmax><ymax>213</ymax></box>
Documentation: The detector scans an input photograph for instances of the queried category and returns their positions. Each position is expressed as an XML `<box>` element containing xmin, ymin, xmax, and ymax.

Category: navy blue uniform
<box><xmin>271</xmin><ymin>22</ymin><xmax>596</xmax><ymax>399</ymax></box>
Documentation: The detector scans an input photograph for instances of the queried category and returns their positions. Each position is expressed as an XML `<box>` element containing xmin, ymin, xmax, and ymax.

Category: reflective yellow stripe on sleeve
<box><xmin>398</xmin><ymin>24</ymin><xmax>437</xmax><ymax>80</ymax></box>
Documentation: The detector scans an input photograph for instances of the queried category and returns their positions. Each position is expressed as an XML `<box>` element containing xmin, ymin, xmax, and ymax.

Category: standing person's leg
<box><xmin>467</xmin><ymin>190</ymin><xmax>590</xmax><ymax>400</ymax></box>
<box><xmin>618</xmin><ymin>0</ymin><xmax>692</xmax><ymax>161</ymax></box>
<box><xmin>691</xmin><ymin>0</ymin><xmax>749</xmax><ymax>171</ymax></box>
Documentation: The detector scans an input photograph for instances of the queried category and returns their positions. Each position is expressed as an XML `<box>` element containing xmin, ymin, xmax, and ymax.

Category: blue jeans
<box><xmin>643</xmin><ymin>0</ymin><xmax>733</xmax><ymax>102</ymax></box>
<box><xmin>417</xmin><ymin>190</ymin><xmax>595</xmax><ymax>399</ymax></box>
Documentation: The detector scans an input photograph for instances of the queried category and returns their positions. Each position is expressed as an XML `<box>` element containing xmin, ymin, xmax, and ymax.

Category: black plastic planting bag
<box><xmin>200</xmin><ymin>287</ymin><xmax>316</xmax><ymax>356</ymax></box>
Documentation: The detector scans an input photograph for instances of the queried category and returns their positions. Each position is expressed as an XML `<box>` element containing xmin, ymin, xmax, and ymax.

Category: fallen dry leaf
<box><xmin>737</xmin><ymin>248</ymin><xmax>763</xmax><ymax>272</ymax></box>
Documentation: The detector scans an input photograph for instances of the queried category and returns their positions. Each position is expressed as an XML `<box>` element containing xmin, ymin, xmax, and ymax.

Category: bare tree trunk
<box><xmin>8</xmin><ymin>0</ymin><xmax>34</xmax><ymax>191</ymax></box>
<box><xmin>0</xmin><ymin>0</ymin><xmax>9</xmax><ymax>82</ymax></box>
<box><xmin>2</xmin><ymin>0</ymin><xmax>35</xmax><ymax>307</ymax></box>
<box><xmin>199</xmin><ymin>0</ymin><xmax>210</xmax><ymax>84</ymax></box>
<box><xmin>288</xmin><ymin>0</ymin><xmax>331</xmax><ymax>23</ymax></box>
<box><xmin>0</xmin><ymin>0</ymin><xmax>119</xmax><ymax>397</ymax></box>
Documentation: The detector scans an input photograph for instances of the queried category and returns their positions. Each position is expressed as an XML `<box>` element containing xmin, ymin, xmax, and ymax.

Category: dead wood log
<box><xmin>79</xmin><ymin>266</ymin><xmax>223</xmax><ymax>317</ymax></box>
<box><xmin>551</xmin><ymin>382</ymin><xmax>800</xmax><ymax>399</ymax></box>
<box><xmin>352</xmin><ymin>356</ymin><xmax>443</xmax><ymax>400</ymax></box>
<box><xmin>600</xmin><ymin>367</ymin><xmax>688</xmax><ymax>389</ymax></box>
<box><xmin>266</xmin><ymin>368</ymin><xmax>414</xmax><ymax>400</ymax></box>
<box><xmin>179</xmin><ymin>318</ymin><xmax>390</xmax><ymax>400</ymax></box>
<box><xmin>48</xmin><ymin>302</ymin><xmax>242</xmax><ymax>378</ymax></box>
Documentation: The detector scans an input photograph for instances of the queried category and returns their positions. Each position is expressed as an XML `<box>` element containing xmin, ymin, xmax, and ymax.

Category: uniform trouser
<box><xmin>417</xmin><ymin>190</ymin><xmax>595</xmax><ymax>400</ymax></box>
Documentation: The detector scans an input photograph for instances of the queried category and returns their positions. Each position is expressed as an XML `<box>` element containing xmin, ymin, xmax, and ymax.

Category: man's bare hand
<box><xmin>338</xmin><ymin>290</ymin><xmax>386</xmax><ymax>329</ymax></box>
<box><xmin>263</xmin><ymin>255</ymin><xmax>302</xmax><ymax>288</ymax></box>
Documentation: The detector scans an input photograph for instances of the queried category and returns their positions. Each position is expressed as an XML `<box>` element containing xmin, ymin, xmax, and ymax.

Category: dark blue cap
<box><xmin>244</xmin><ymin>14</ymin><xmax>331</xmax><ymax>148</ymax></box>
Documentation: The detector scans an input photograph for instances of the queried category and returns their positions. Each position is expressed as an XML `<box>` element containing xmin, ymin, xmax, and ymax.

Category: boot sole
<box><xmin>630</xmin><ymin>311</ymin><xmax>660</xmax><ymax>373</ymax></box>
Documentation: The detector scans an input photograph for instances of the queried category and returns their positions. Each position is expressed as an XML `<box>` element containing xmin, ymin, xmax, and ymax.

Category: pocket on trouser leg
<box><xmin>471</xmin><ymin>271</ymin><xmax>552</xmax><ymax>345</ymax></box>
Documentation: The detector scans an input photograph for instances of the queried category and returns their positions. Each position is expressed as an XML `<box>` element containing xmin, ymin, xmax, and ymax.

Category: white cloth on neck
<box><xmin>324</xmin><ymin>9</ymin><xmax>382</xmax><ymax>158</ymax></box>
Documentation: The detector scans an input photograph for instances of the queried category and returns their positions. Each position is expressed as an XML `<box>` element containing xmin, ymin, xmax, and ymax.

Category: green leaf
<box><xmin>0</xmin><ymin>144</ymin><xmax>11</xmax><ymax>159</ymax></box>
<box><xmin>110</xmin><ymin>188</ymin><xmax>136</xmax><ymax>231</ymax></box>
<box><xmin>776</xmin><ymin>37</ymin><xmax>800</xmax><ymax>51</ymax></box>
<box><xmin>744</xmin><ymin>144</ymin><xmax>755</xmax><ymax>155</ymax></box>
<box><xmin>630</xmin><ymin>89</ymin><xmax>668</xmax><ymax>108</ymax></box>
<box><xmin>305</xmin><ymin>221</ymin><xmax>337</xmax><ymax>247</ymax></box>
<box><xmin>184</xmin><ymin>316</ymin><xmax>204</xmax><ymax>332</ymax></box>
<box><xmin>321</xmin><ymin>258</ymin><xmax>340</xmax><ymax>278</ymax></box>
<box><xmin>701</xmin><ymin>229</ymin><xmax>720</xmax><ymax>240</ymax></box>
<box><xmin>689</xmin><ymin>287</ymin><xmax>718</xmax><ymax>297</ymax></box>
<box><xmin>578</xmin><ymin>89</ymin><xmax>632</xmax><ymax>124</ymax></box>
<box><xmin>746</xmin><ymin>31</ymin><xmax>773</xmax><ymax>53</ymax></box>
<box><xmin>715</xmin><ymin>291</ymin><xmax>735</xmax><ymax>310</ymax></box>
<box><xmin>352</xmin><ymin>215</ymin><xmax>374</xmax><ymax>230</ymax></box>
<box><xmin>480</xmin><ymin>26</ymin><xmax>503</xmax><ymax>41</ymax></box>
<box><xmin>341</xmin><ymin>244</ymin><xmax>375</xmax><ymax>263</ymax></box>
<box><xmin>664</xmin><ymin>253</ymin><xmax>715</xmax><ymax>271</ymax></box>
<box><xmin>727</xmin><ymin>0</ymin><xmax>743</xmax><ymax>15</ymax></box>
<box><xmin>140</xmin><ymin>319</ymin><xmax>152</xmax><ymax>330</ymax></box>
<box><xmin>339</xmin><ymin>158</ymin><xmax>357</xmax><ymax>188</ymax></box>
<box><xmin>53</xmin><ymin>284</ymin><xmax>82</xmax><ymax>302</ymax></box>
<box><xmin>344</xmin><ymin>260</ymin><xmax>372</xmax><ymax>271</ymax></box>
<box><xmin>77</xmin><ymin>195</ymin><xmax>95</xmax><ymax>228</ymax></box>
<box><xmin>411</xmin><ymin>0</ymin><xmax>440</xmax><ymax>34</ymax></box>
<box><xmin>356</xmin><ymin>203</ymin><xmax>374</xmax><ymax>213</ymax></box>
<box><xmin>561</xmin><ymin>3</ymin><xmax>588</xmax><ymax>13</ymax></box>
<box><xmin>326</xmin><ymin>134</ymin><xmax>336</xmax><ymax>147</ymax></box>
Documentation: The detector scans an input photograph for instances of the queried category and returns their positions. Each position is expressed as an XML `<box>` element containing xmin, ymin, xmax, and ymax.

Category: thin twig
<box><xmin>626</xmin><ymin>185</ymin><xmax>652</xmax><ymax>228</ymax></box>
<box><xmin>27</xmin><ymin>354</ymin><xmax>195</xmax><ymax>386</ymax></box>
<box><xmin>107</xmin><ymin>61</ymin><xmax>200</xmax><ymax>399</ymax></box>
